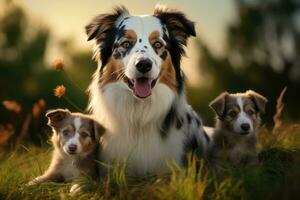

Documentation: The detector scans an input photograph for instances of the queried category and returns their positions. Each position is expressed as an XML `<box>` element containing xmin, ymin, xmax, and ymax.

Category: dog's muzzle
<box><xmin>124</xmin><ymin>58</ymin><xmax>158</xmax><ymax>99</ymax></box>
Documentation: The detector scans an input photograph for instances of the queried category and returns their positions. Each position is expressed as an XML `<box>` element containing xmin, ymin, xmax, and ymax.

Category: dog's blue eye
<box><xmin>121</xmin><ymin>41</ymin><xmax>131</xmax><ymax>49</ymax></box>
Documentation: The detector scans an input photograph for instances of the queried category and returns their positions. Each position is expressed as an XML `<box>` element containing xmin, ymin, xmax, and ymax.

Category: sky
<box><xmin>4</xmin><ymin>0</ymin><xmax>236</xmax><ymax>86</ymax></box>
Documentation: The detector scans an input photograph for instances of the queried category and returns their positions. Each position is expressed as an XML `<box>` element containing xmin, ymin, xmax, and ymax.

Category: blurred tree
<box><xmin>0</xmin><ymin>1</ymin><xmax>94</xmax><ymax>146</ymax></box>
<box><xmin>190</xmin><ymin>0</ymin><xmax>300</xmax><ymax>126</ymax></box>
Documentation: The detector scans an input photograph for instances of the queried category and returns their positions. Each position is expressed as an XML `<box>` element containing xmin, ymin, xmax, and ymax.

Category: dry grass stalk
<box><xmin>272</xmin><ymin>87</ymin><xmax>287</xmax><ymax>134</ymax></box>
<box><xmin>15</xmin><ymin>113</ymin><xmax>31</xmax><ymax>150</ymax></box>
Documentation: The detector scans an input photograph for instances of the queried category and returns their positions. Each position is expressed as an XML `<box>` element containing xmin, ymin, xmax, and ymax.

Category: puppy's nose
<box><xmin>68</xmin><ymin>144</ymin><xmax>77</xmax><ymax>153</ymax></box>
<box><xmin>241</xmin><ymin>123</ymin><xmax>250</xmax><ymax>132</ymax></box>
<box><xmin>136</xmin><ymin>59</ymin><xmax>152</xmax><ymax>73</ymax></box>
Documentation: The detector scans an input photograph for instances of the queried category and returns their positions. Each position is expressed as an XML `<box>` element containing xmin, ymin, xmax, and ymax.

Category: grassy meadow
<box><xmin>0</xmin><ymin>121</ymin><xmax>300</xmax><ymax>200</ymax></box>
<box><xmin>1</xmin><ymin>1</ymin><xmax>300</xmax><ymax>199</ymax></box>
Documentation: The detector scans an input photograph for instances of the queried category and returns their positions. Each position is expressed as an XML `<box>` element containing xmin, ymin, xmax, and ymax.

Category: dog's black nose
<box><xmin>68</xmin><ymin>144</ymin><xmax>77</xmax><ymax>153</ymax></box>
<box><xmin>241</xmin><ymin>123</ymin><xmax>250</xmax><ymax>132</ymax></box>
<box><xmin>136</xmin><ymin>59</ymin><xmax>152</xmax><ymax>73</ymax></box>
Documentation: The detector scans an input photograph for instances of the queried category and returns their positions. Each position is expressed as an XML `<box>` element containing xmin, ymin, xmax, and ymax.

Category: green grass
<box><xmin>0</xmin><ymin>125</ymin><xmax>300</xmax><ymax>200</ymax></box>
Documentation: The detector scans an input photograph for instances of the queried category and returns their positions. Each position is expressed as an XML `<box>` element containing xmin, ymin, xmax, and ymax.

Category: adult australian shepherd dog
<box><xmin>86</xmin><ymin>5</ymin><xmax>208</xmax><ymax>176</ymax></box>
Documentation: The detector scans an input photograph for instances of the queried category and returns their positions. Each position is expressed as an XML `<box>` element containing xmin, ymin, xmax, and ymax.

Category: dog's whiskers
<box><xmin>117</xmin><ymin>72</ymin><xmax>126</xmax><ymax>81</ymax></box>
<box><xmin>111</xmin><ymin>68</ymin><xmax>125</xmax><ymax>75</ymax></box>
<box><xmin>98</xmin><ymin>68</ymin><xmax>125</xmax><ymax>82</ymax></box>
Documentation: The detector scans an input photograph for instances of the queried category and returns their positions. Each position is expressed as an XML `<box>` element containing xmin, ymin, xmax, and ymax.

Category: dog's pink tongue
<box><xmin>133</xmin><ymin>78</ymin><xmax>152</xmax><ymax>98</ymax></box>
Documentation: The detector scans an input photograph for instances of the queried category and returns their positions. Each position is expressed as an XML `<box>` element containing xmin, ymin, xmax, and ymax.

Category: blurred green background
<box><xmin>0</xmin><ymin>0</ymin><xmax>300</xmax><ymax>146</ymax></box>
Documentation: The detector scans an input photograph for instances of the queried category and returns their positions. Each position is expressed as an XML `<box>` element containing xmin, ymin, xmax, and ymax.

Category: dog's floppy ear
<box><xmin>85</xmin><ymin>6</ymin><xmax>129</xmax><ymax>67</ymax></box>
<box><xmin>247</xmin><ymin>90</ymin><xmax>268</xmax><ymax>114</ymax></box>
<box><xmin>46</xmin><ymin>109</ymin><xmax>70</xmax><ymax>127</ymax></box>
<box><xmin>85</xmin><ymin>6</ymin><xmax>129</xmax><ymax>41</ymax></box>
<box><xmin>209</xmin><ymin>92</ymin><xmax>229</xmax><ymax>118</ymax></box>
<box><xmin>154</xmin><ymin>5</ymin><xmax>196</xmax><ymax>46</ymax></box>
<box><xmin>93</xmin><ymin>120</ymin><xmax>105</xmax><ymax>141</ymax></box>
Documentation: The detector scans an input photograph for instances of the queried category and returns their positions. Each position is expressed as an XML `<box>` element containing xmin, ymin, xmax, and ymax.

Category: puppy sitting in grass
<box><xmin>207</xmin><ymin>90</ymin><xmax>267</xmax><ymax>170</ymax></box>
<box><xmin>28</xmin><ymin>109</ymin><xmax>105</xmax><ymax>186</ymax></box>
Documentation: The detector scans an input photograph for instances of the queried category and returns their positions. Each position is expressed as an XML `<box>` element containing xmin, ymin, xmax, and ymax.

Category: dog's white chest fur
<box><xmin>62</xmin><ymin>158</ymin><xmax>82</xmax><ymax>181</ymax></box>
<box><xmin>89</xmin><ymin>81</ymin><xmax>188</xmax><ymax>175</ymax></box>
<box><xmin>102</xmin><ymin>126</ymin><xmax>185</xmax><ymax>175</ymax></box>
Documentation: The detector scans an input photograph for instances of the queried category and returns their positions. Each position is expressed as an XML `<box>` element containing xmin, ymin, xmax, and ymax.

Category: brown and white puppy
<box><xmin>207</xmin><ymin>90</ymin><xmax>268</xmax><ymax>169</ymax></box>
<box><xmin>28</xmin><ymin>109</ymin><xmax>105</xmax><ymax>186</ymax></box>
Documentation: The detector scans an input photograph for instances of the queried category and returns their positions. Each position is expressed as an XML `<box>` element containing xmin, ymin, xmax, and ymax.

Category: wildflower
<box><xmin>38</xmin><ymin>99</ymin><xmax>46</xmax><ymax>108</ymax></box>
<box><xmin>53</xmin><ymin>85</ymin><xmax>66</xmax><ymax>98</ymax></box>
<box><xmin>53</xmin><ymin>58</ymin><xmax>64</xmax><ymax>71</ymax></box>
<box><xmin>2</xmin><ymin>100</ymin><xmax>22</xmax><ymax>113</ymax></box>
<box><xmin>32</xmin><ymin>103</ymin><xmax>40</xmax><ymax>118</ymax></box>
<box><xmin>32</xmin><ymin>99</ymin><xmax>46</xmax><ymax>118</ymax></box>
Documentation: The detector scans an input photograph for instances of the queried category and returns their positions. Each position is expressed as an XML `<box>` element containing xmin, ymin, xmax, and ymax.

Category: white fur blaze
<box><xmin>234</xmin><ymin>97</ymin><xmax>254</xmax><ymax>133</ymax></box>
<box><xmin>63</xmin><ymin>117</ymin><xmax>82</xmax><ymax>155</ymax></box>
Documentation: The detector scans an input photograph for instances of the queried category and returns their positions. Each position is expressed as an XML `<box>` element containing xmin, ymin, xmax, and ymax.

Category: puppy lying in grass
<box><xmin>207</xmin><ymin>90</ymin><xmax>267</xmax><ymax>170</ymax></box>
<box><xmin>27</xmin><ymin>109</ymin><xmax>105</xmax><ymax>189</ymax></box>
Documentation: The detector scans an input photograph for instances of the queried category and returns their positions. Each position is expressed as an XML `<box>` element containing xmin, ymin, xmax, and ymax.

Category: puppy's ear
<box><xmin>209</xmin><ymin>92</ymin><xmax>229</xmax><ymax>118</ymax></box>
<box><xmin>93</xmin><ymin>120</ymin><xmax>105</xmax><ymax>141</ymax></box>
<box><xmin>45</xmin><ymin>109</ymin><xmax>70</xmax><ymax>127</ymax></box>
<box><xmin>154</xmin><ymin>5</ymin><xmax>196</xmax><ymax>46</ymax></box>
<box><xmin>247</xmin><ymin>90</ymin><xmax>268</xmax><ymax>114</ymax></box>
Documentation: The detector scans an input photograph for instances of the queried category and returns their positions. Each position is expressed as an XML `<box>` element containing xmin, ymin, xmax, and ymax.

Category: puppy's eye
<box><xmin>153</xmin><ymin>41</ymin><xmax>163</xmax><ymax>49</ymax></box>
<box><xmin>228</xmin><ymin>110</ymin><xmax>237</xmax><ymax>118</ymax></box>
<box><xmin>62</xmin><ymin>130</ymin><xmax>70</xmax><ymax>136</ymax></box>
<box><xmin>80</xmin><ymin>131</ymin><xmax>89</xmax><ymax>138</ymax></box>
<box><xmin>121</xmin><ymin>41</ymin><xmax>131</xmax><ymax>49</ymax></box>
